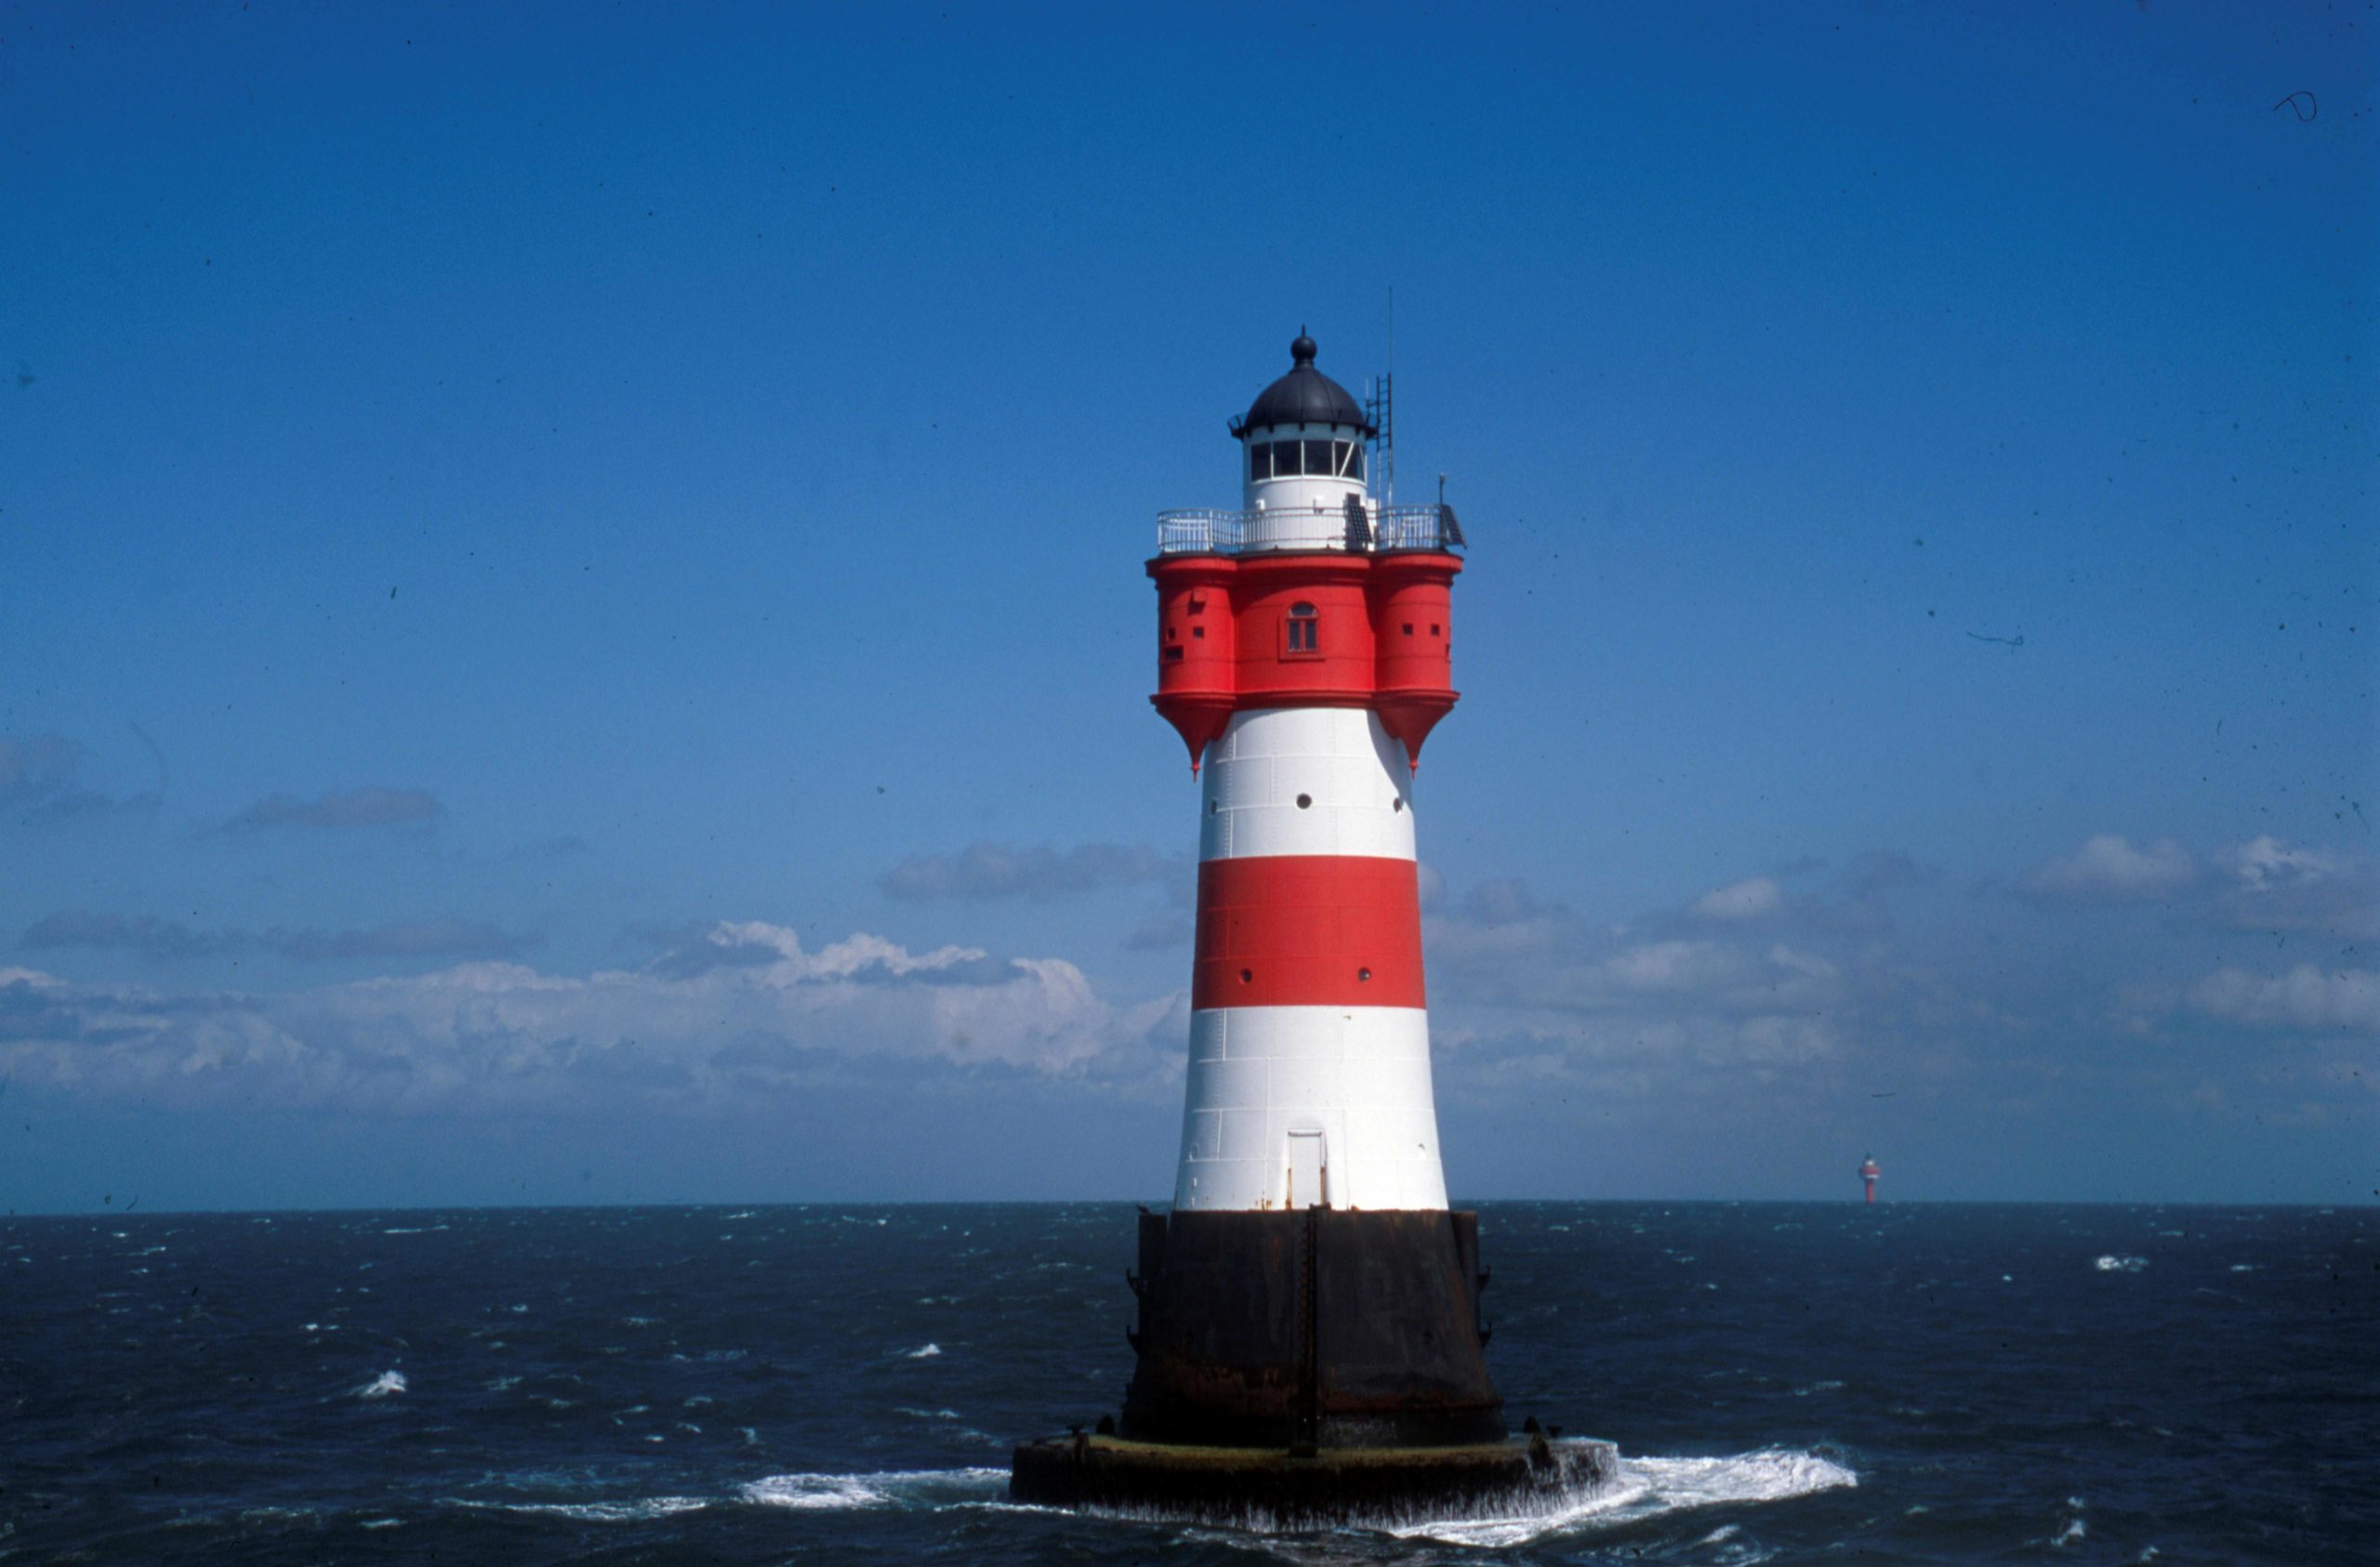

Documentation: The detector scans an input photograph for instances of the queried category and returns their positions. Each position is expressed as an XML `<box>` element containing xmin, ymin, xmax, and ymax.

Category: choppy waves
<box><xmin>7</xmin><ymin>1201</ymin><xmax>2364</xmax><ymax>1562</ymax></box>
<box><xmin>741</xmin><ymin>1467</ymin><xmax>1007</xmax><ymax>1511</ymax></box>
<box><xmin>1389</xmin><ymin>1447</ymin><xmax>1858</xmax><ymax>1547</ymax></box>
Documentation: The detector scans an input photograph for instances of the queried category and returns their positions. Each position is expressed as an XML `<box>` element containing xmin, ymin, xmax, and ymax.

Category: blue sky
<box><xmin>2</xmin><ymin>1</ymin><xmax>2372</xmax><ymax>1211</ymax></box>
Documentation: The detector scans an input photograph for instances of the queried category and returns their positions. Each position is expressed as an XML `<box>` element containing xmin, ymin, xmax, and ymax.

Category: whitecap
<box><xmin>2095</xmin><ymin>1255</ymin><xmax>2149</xmax><ymax>1272</ymax></box>
<box><xmin>740</xmin><ymin>1468</ymin><xmax>1006</xmax><ymax>1512</ymax></box>
<box><xmin>905</xmin><ymin>1342</ymin><xmax>942</xmax><ymax>1359</ymax></box>
<box><xmin>449</xmin><ymin>1497</ymin><xmax>707</xmax><ymax>1522</ymax></box>
<box><xmin>356</xmin><ymin>1370</ymin><xmax>408</xmax><ymax>1398</ymax></box>
<box><xmin>1389</xmin><ymin>1447</ymin><xmax>1857</xmax><ymax>1547</ymax></box>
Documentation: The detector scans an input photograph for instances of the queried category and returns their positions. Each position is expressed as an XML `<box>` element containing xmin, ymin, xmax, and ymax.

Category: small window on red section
<box><xmin>1402</xmin><ymin>623</ymin><xmax>1414</xmax><ymax>636</ymax></box>
<box><xmin>1431</xmin><ymin>624</ymin><xmax>1442</xmax><ymax>637</ymax></box>
<box><xmin>1165</xmin><ymin>646</ymin><xmax>1185</xmax><ymax>662</ymax></box>
<box><xmin>1284</xmin><ymin>602</ymin><xmax>1320</xmax><ymax>658</ymax></box>
<box><xmin>1167</xmin><ymin>626</ymin><xmax>1178</xmax><ymax>640</ymax></box>
<box><xmin>1193</xmin><ymin>625</ymin><xmax>1205</xmax><ymax>639</ymax></box>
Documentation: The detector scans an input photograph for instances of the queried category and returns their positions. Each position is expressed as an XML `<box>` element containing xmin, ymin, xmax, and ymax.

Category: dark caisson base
<box><xmin>1010</xmin><ymin>1433</ymin><xmax>1620</xmax><ymax>1531</ymax></box>
<box><xmin>1012</xmin><ymin>1205</ymin><xmax>1581</xmax><ymax>1524</ymax></box>
<box><xmin>1118</xmin><ymin>1207</ymin><xmax>1505</xmax><ymax>1449</ymax></box>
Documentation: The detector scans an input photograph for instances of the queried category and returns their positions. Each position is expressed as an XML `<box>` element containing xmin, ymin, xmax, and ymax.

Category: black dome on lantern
<box><xmin>1238</xmin><ymin>331</ymin><xmax>1374</xmax><ymax>437</ymax></box>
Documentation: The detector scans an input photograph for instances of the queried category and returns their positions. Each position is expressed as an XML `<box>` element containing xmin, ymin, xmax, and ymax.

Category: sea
<box><xmin>2</xmin><ymin>1201</ymin><xmax>2371</xmax><ymax>1564</ymax></box>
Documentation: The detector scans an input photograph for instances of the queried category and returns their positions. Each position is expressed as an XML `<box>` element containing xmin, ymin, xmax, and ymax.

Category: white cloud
<box><xmin>2206</xmin><ymin>837</ymin><xmax>2376</xmax><ymax>939</ymax></box>
<box><xmin>2021</xmin><ymin>835</ymin><xmax>2196</xmax><ymax>903</ymax></box>
<box><xmin>0</xmin><ymin>924</ymin><xmax>1182</xmax><ymax>1113</ymax></box>
<box><xmin>2186</xmin><ymin>966</ymin><xmax>2380</xmax><ymax>1034</ymax></box>
<box><xmin>1691</xmin><ymin>876</ymin><xmax>1782</xmax><ymax>921</ymax></box>
<box><xmin>2224</xmin><ymin>836</ymin><xmax>2338</xmax><ymax>889</ymax></box>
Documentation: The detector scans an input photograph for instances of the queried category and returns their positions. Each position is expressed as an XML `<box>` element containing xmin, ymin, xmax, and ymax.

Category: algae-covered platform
<box><xmin>1009</xmin><ymin>1431</ymin><xmax>1620</xmax><ymax>1531</ymax></box>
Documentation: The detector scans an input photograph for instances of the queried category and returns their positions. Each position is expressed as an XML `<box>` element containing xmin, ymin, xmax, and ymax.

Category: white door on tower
<box><xmin>1285</xmin><ymin>1128</ymin><xmax>1328</xmax><ymax>1211</ymax></box>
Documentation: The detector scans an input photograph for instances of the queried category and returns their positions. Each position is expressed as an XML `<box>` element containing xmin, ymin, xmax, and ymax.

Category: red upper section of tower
<box><xmin>1148</xmin><ymin>550</ymin><xmax>1462</xmax><ymax>771</ymax></box>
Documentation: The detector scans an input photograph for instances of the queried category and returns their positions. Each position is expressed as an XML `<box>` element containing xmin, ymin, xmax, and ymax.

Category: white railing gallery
<box><xmin>1155</xmin><ymin>505</ymin><xmax>1464</xmax><ymax>556</ymax></box>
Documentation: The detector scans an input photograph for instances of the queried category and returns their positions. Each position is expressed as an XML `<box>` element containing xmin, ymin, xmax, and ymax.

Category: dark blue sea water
<box><xmin>3</xmin><ymin>1202</ymin><xmax>2371</xmax><ymax>1563</ymax></box>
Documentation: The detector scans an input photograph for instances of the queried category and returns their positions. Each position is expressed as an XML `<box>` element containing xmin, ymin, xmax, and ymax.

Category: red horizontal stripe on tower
<box><xmin>1190</xmin><ymin>855</ymin><xmax>1425</xmax><ymax>1010</ymax></box>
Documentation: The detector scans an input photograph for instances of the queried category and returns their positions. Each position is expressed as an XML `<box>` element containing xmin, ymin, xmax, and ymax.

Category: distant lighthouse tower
<box><xmin>1014</xmin><ymin>332</ymin><xmax>1616</xmax><ymax>1522</ymax></box>
<box><xmin>1859</xmin><ymin>1155</ymin><xmax>1882</xmax><ymax>1205</ymax></box>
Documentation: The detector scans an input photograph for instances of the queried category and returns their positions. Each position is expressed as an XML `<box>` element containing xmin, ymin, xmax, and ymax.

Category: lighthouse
<box><xmin>1012</xmin><ymin>332</ymin><xmax>1612</xmax><ymax>1523</ymax></box>
<box><xmin>1859</xmin><ymin>1155</ymin><xmax>1881</xmax><ymax>1205</ymax></box>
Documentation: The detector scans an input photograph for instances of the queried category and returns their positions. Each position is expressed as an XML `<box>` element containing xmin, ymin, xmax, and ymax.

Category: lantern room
<box><xmin>1234</xmin><ymin>332</ymin><xmax>1377</xmax><ymax>547</ymax></box>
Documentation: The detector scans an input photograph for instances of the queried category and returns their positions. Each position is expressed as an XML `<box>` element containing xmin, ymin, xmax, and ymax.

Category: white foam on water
<box><xmin>2095</xmin><ymin>1255</ymin><xmax>2148</xmax><ymax>1272</ymax></box>
<box><xmin>356</xmin><ymin>1370</ymin><xmax>407</xmax><ymax>1398</ymax></box>
<box><xmin>449</xmin><ymin>1496</ymin><xmax>709</xmax><ymax>1522</ymax></box>
<box><xmin>739</xmin><ymin>1468</ymin><xmax>1007</xmax><ymax>1512</ymax></box>
<box><xmin>905</xmin><ymin>1342</ymin><xmax>943</xmax><ymax>1358</ymax></box>
<box><xmin>1389</xmin><ymin>1447</ymin><xmax>1857</xmax><ymax>1548</ymax></box>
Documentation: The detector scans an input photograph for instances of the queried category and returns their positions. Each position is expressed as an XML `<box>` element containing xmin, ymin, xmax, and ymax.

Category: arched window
<box><xmin>1285</xmin><ymin>601</ymin><xmax>1319</xmax><ymax>655</ymax></box>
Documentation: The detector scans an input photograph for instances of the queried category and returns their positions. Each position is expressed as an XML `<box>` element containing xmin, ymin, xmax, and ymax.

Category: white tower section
<box><xmin>1172</xmin><ymin>705</ymin><xmax>1453</xmax><ymax>1213</ymax></box>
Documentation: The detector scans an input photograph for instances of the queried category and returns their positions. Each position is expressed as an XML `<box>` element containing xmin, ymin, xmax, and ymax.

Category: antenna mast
<box><xmin>1368</xmin><ymin>285</ymin><xmax>1395</xmax><ymax>507</ymax></box>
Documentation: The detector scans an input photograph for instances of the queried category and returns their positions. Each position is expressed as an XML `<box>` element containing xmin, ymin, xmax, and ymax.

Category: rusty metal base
<box><xmin>1009</xmin><ymin>1432</ymin><xmax>1619</xmax><ymax>1532</ymax></box>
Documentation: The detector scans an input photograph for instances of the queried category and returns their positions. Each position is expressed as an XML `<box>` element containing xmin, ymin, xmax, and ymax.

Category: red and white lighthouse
<box><xmin>1148</xmin><ymin>331</ymin><xmax>1464</xmax><ymax>1216</ymax></box>
<box><xmin>1117</xmin><ymin>332</ymin><xmax>1498</xmax><ymax>1452</ymax></box>
<box><xmin>1012</xmin><ymin>332</ymin><xmax>1618</xmax><ymax>1519</ymax></box>
<box><xmin>1859</xmin><ymin>1154</ymin><xmax>1882</xmax><ymax>1205</ymax></box>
